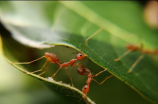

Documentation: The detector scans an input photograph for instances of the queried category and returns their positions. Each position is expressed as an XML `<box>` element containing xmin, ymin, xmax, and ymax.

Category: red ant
<box><xmin>77</xmin><ymin>65</ymin><xmax>113</xmax><ymax>99</ymax></box>
<box><xmin>114</xmin><ymin>43</ymin><xmax>158</xmax><ymax>73</ymax></box>
<box><xmin>12</xmin><ymin>28</ymin><xmax>103</xmax><ymax>87</ymax></box>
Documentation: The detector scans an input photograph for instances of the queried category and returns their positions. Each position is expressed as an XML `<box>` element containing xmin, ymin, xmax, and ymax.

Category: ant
<box><xmin>114</xmin><ymin>43</ymin><xmax>158</xmax><ymax>73</ymax></box>
<box><xmin>77</xmin><ymin>65</ymin><xmax>113</xmax><ymax>100</ymax></box>
<box><xmin>11</xmin><ymin>28</ymin><xmax>103</xmax><ymax>87</ymax></box>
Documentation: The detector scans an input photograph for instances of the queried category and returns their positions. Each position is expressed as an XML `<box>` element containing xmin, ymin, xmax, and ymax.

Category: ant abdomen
<box><xmin>77</xmin><ymin>67</ymin><xmax>86</xmax><ymax>75</ymax></box>
<box><xmin>45</xmin><ymin>52</ymin><xmax>60</xmax><ymax>63</ymax></box>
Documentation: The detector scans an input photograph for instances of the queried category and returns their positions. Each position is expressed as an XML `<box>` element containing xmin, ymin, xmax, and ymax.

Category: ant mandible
<box><xmin>114</xmin><ymin>43</ymin><xmax>158</xmax><ymax>73</ymax></box>
<box><xmin>12</xmin><ymin>28</ymin><xmax>103</xmax><ymax>87</ymax></box>
<box><xmin>77</xmin><ymin>65</ymin><xmax>113</xmax><ymax>99</ymax></box>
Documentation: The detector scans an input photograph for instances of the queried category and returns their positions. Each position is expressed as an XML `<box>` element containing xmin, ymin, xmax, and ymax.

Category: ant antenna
<box><xmin>80</xmin><ymin>28</ymin><xmax>103</xmax><ymax>52</ymax></box>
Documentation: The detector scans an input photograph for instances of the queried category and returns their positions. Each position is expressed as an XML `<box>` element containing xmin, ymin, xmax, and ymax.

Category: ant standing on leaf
<box><xmin>114</xmin><ymin>43</ymin><xmax>158</xmax><ymax>73</ymax></box>
<box><xmin>11</xmin><ymin>28</ymin><xmax>103</xmax><ymax>87</ymax></box>
<box><xmin>76</xmin><ymin>65</ymin><xmax>113</xmax><ymax>103</ymax></box>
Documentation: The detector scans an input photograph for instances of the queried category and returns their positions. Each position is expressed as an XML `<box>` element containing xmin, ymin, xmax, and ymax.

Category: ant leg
<box><xmin>38</xmin><ymin>62</ymin><xmax>51</xmax><ymax>76</ymax></box>
<box><xmin>31</xmin><ymin>60</ymin><xmax>48</xmax><ymax>74</ymax></box>
<box><xmin>51</xmin><ymin>67</ymin><xmax>62</xmax><ymax>78</ymax></box>
<box><xmin>71</xmin><ymin>63</ymin><xmax>80</xmax><ymax>67</ymax></box>
<box><xmin>65</xmin><ymin>67</ymin><xmax>74</xmax><ymax>87</ymax></box>
<box><xmin>59</xmin><ymin>61</ymin><xmax>62</xmax><ymax>64</ymax></box>
<box><xmin>128</xmin><ymin>54</ymin><xmax>144</xmax><ymax>73</ymax></box>
<box><xmin>91</xmin><ymin>68</ymin><xmax>107</xmax><ymax>77</ymax></box>
<box><xmin>80</xmin><ymin>28</ymin><xmax>102</xmax><ymax>51</ymax></box>
<box><xmin>11</xmin><ymin>56</ymin><xmax>45</xmax><ymax>64</ymax></box>
<box><xmin>92</xmin><ymin>74</ymin><xmax>113</xmax><ymax>85</ymax></box>
<box><xmin>114</xmin><ymin>50</ymin><xmax>131</xmax><ymax>61</ymax></box>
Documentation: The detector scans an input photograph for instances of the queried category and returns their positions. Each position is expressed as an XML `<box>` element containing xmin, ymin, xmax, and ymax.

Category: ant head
<box><xmin>82</xmin><ymin>85</ymin><xmax>89</xmax><ymax>94</ymax></box>
<box><xmin>76</xmin><ymin>53</ymin><xmax>87</xmax><ymax>60</ymax></box>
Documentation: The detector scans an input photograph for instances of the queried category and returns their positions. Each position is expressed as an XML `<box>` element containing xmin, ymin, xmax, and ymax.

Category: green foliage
<box><xmin>0</xmin><ymin>1</ymin><xmax>157</xmax><ymax>104</ymax></box>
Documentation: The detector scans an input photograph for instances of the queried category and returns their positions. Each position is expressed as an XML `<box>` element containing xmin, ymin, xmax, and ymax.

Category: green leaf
<box><xmin>0</xmin><ymin>36</ymin><xmax>94</xmax><ymax>104</ymax></box>
<box><xmin>0</xmin><ymin>1</ymin><xmax>158</xmax><ymax>104</ymax></box>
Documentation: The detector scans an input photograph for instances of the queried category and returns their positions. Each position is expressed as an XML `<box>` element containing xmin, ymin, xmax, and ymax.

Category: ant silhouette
<box><xmin>76</xmin><ymin>65</ymin><xmax>113</xmax><ymax>100</ymax></box>
<box><xmin>11</xmin><ymin>28</ymin><xmax>103</xmax><ymax>87</ymax></box>
<box><xmin>114</xmin><ymin>43</ymin><xmax>158</xmax><ymax>73</ymax></box>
